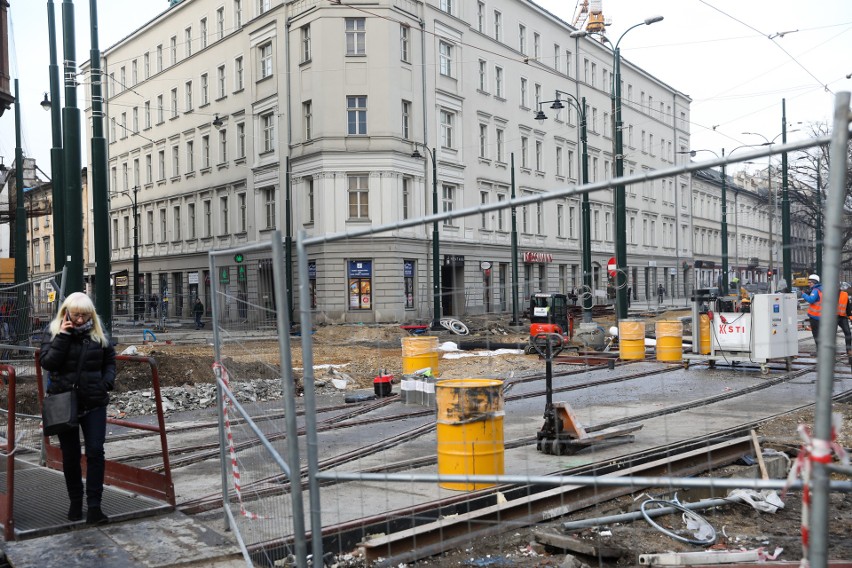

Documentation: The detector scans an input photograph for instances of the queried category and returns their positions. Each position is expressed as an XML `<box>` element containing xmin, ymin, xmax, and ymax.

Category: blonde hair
<box><xmin>48</xmin><ymin>292</ymin><xmax>110</xmax><ymax>346</ymax></box>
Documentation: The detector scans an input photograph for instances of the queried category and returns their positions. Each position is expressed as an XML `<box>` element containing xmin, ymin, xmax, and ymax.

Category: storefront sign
<box><xmin>523</xmin><ymin>251</ymin><xmax>553</xmax><ymax>263</ymax></box>
<box><xmin>444</xmin><ymin>255</ymin><xmax>464</xmax><ymax>266</ymax></box>
<box><xmin>348</xmin><ymin>260</ymin><xmax>372</xmax><ymax>278</ymax></box>
<box><xmin>188</xmin><ymin>272</ymin><xmax>199</xmax><ymax>285</ymax></box>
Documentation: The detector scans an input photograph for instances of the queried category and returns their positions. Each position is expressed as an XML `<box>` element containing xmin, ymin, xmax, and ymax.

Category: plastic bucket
<box><xmin>436</xmin><ymin>378</ymin><xmax>504</xmax><ymax>490</ymax></box>
<box><xmin>699</xmin><ymin>314</ymin><xmax>712</xmax><ymax>354</ymax></box>
<box><xmin>401</xmin><ymin>336</ymin><xmax>440</xmax><ymax>375</ymax></box>
<box><xmin>619</xmin><ymin>320</ymin><xmax>645</xmax><ymax>360</ymax></box>
<box><xmin>655</xmin><ymin>321</ymin><xmax>683</xmax><ymax>362</ymax></box>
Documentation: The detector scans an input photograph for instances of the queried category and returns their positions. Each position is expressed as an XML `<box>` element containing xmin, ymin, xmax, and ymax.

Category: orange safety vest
<box><xmin>807</xmin><ymin>289</ymin><xmax>822</xmax><ymax>318</ymax></box>
<box><xmin>840</xmin><ymin>291</ymin><xmax>850</xmax><ymax>317</ymax></box>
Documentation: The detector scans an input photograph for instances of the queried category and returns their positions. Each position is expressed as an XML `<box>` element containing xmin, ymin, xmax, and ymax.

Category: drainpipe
<box><xmin>419</xmin><ymin>17</ymin><xmax>432</xmax><ymax>320</ymax></box>
<box><xmin>284</xmin><ymin>17</ymin><xmax>293</xmax><ymax>325</ymax></box>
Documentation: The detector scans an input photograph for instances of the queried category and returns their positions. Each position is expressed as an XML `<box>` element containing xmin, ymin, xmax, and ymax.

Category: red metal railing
<box><xmin>0</xmin><ymin>365</ymin><xmax>17</xmax><ymax>541</ymax></box>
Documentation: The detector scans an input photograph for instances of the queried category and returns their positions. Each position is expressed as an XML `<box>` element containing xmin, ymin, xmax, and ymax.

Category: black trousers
<box><xmin>810</xmin><ymin>316</ymin><xmax>852</xmax><ymax>352</ymax></box>
<box><xmin>57</xmin><ymin>405</ymin><xmax>107</xmax><ymax>508</ymax></box>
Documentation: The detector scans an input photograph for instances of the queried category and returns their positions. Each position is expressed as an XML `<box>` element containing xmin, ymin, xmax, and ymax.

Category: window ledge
<box><xmin>217</xmin><ymin>162</ymin><xmax>229</xmax><ymax>170</ymax></box>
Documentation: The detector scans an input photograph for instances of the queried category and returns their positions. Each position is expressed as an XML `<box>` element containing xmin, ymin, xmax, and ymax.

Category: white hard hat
<box><xmin>808</xmin><ymin>274</ymin><xmax>820</xmax><ymax>282</ymax></box>
<box><xmin>842</xmin><ymin>282</ymin><xmax>851</xmax><ymax>290</ymax></box>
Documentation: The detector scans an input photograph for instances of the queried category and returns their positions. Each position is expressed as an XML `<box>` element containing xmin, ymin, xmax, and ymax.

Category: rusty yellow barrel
<box><xmin>699</xmin><ymin>314</ymin><xmax>712</xmax><ymax>354</ymax></box>
<box><xmin>619</xmin><ymin>320</ymin><xmax>645</xmax><ymax>360</ymax></box>
<box><xmin>436</xmin><ymin>378</ymin><xmax>504</xmax><ymax>490</ymax></box>
<box><xmin>655</xmin><ymin>320</ymin><xmax>683</xmax><ymax>362</ymax></box>
<box><xmin>401</xmin><ymin>336</ymin><xmax>440</xmax><ymax>375</ymax></box>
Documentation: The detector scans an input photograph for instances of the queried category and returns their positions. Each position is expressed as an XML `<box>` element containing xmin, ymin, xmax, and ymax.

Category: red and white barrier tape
<box><xmin>783</xmin><ymin>414</ymin><xmax>848</xmax><ymax>567</ymax></box>
<box><xmin>214</xmin><ymin>362</ymin><xmax>268</xmax><ymax>520</ymax></box>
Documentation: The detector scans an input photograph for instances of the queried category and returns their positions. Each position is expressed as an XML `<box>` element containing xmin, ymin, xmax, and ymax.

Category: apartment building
<box><xmin>84</xmin><ymin>0</ymin><xmax>691</xmax><ymax>323</ymax></box>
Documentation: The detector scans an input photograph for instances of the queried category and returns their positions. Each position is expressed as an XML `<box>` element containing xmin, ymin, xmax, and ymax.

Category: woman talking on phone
<box><xmin>40</xmin><ymin>292</ymin><xmax>116</xmax><ymax>524</ymax></box>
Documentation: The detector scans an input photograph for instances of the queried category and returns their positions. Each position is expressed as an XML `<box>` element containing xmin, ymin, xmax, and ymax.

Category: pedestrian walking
<box><xmin>39</xmin><ymin>292</ymin><xmax>116</xmax><ymax>525</ymax></box>
<box><xmin>193</xmin><ymin>298</ymin><xmax>205</xmax><ymax>329</ymax></box>
<box><xmin>838</xmin><ymin>282</ymin><xmax>852</xmax><ymax>356</ymax></box>
<box><xmin>149</xmin><ymin>294</ymin><xmax>159</xmax><ymax>318</ymax></box>
<box><xmin>657</xmin><ymin>284</ymin><xmax>665</xmax><ymax>304</ymax></box>
<box><xmin>802</xmin><ymin>274</ymin><xmax>823</xmax><ymax>348</ymax></box>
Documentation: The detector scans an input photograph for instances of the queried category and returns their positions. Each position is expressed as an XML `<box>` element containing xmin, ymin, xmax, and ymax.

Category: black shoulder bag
<box><xmin>42</xmin><ymin>389</ymin><xmax>78</xmax><ymax>436</ymax></box>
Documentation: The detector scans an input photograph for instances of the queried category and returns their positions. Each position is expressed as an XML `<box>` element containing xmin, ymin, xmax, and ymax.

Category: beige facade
<box><xmin>84</xmin><ymin>0</ymin><xmax>694</xmax><ymax>322</ymax></box>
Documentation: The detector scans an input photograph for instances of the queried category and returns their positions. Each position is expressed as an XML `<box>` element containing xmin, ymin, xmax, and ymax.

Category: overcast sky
<box><xmin>2</xmin><ymin>0</ymin><xmax>851</xmax><ymax>178</ymax></box>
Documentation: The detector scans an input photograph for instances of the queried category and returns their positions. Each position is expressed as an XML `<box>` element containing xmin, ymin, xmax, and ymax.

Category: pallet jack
<box><xmin>533</xmin><ymin>333</ymin><xmax>643</xmax><ymax>455</ymax></box>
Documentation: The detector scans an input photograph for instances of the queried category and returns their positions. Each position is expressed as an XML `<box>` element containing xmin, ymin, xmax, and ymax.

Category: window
<box><xmin>220</xmin><ymin>196</ymin><xmax>229</xmax><ymax>234</ymax></box>
<box><xmin>111</xmin><ymin>166</ymin><xmax>117</xmax><ymax>190</ymax></box>
<box><xmin>171</xmin><ymin>146</ymin><xmax>180</xmax><ymax>177</ymax></box>
<box><xmin>157</xmin><ymin>94</ymin><xmax>164</xmax><ymax>123</ymax></box>
<box><xmin>144</xmin><ymin>101</ymin><xmax>151</xmax><ymax>128</ymax></box>
<box><xmin>569</xmin><ymin>206</ymin><xmax>576</xmax><ymax>238</ymax></box>
<box><xmin>132</xmin><ymin>107</ymin><xmax>139</xmax><ymax>133</ymax></box>
<box><xmin>43</xmin><ymin>238</ymin><xmax>51</xmax><ymax>266</ymax></box>
<box><xmin>304</xmin><ymin>100</ymin><xmax>313</xmax><ymax>140</ymax></box>
<box><xmin>216</xmin><ymin>8</ymin><xmax>224</xmax><ymax>40</ymax></box>
<box><xmin>146</xmin><ymin>211</ymin><xmax>154</xmax><ymax>243</ymax></box>
<box><xmin>345</xmin><ymin>18</ymin><xmax>366</xmax><ymax>55</ymax></box>
<box><xmin>258</xmin><ymin>0</ymin><xmax>270</xmax><ymax>14</ymax></box>
<box><xmin>557</xmin><ymin>204</ymin><xmax>564</xmax><ymax>237</ymax></box>
<box><xmin>439</xmin><ymin>41</ymin><xmax>453</xmax><ymax>77</ymax></box>
<box><xmin>200</xmin><ymin>18</ymin><xmax>208</xmax><ymax>49</ymax></box>
<box><xmin>170</xmin><ymin>88</ymin><xmax>178</xmax><ymax>118</ymax></box>
<box><xmin>202</xmin><ymin>135</ymin><xmax>210</xmax><ymax>169</ymax></box>
<box><xmin>259</xmin><ymin>43</ymin><xmax>272</xmax><ymax>79</ymax></box>
<box><xmin>261</xmin><ymin>112</ymin><xmax>275</xmax><ymax>152</ymax></box>
<box><xmin>158</xmin><ymin>150</ymin><xmax>165</xmax><ymax>180</ymax></box>
<box><xmin>521</xmin><ymin>136</ymin><xmax>528</xmax><ymax>168</ymax></box>
<box><xmin>479</xmin><ymin>124</ymin><xmax>488</xmax><ymax>158</ymax></box>
<box><xmin>520</xmin><ymin>77</ymin><xmax>528</xmax><ymax>107</ymax></box>
<box><xmin>170</xmin><ymin>36</ymin><xmax>177</xmax><ymax>65</ymax></box>
<box><xmin>591</xmin><ymin>62</ymin><xmax>597</xmax><ymax>87</ymax></box>
<box><xmin>535</xmin><ymin>83</ymin><xmax>541</xmax><ymax>106</ymax></box>
<box><xmin>442</xmin><ymin>184</ymin><xmax>456</xmax><ymax>225</ymax></box>
<box><xmin>480</xmin><ymin>191</ymin><xmax>488</xmax><ymax>229</ymax></box>
<box><xmin>120</xmin><ymin>113</ymin><xmax>127</xmax><ymax>138</ymax></box>
<box><xmin>201</xmin><ymin>73</ymin><xmax>209</xmax><ymax>105</ymax></box>
<box><xmin>122</xmin><ymin>162</ymin><xmax>128</xmax><ymax>190</ymax></box>
<box><xmin>264</xmin><ymin>188</ymin><xmax>275</xmax><ymax>228</ymax></box>
<box><xmin>203</xmin><ymin>200</ymin><xmax>212</xmax><ymax>237</ymax></box>
<box><xmin>439</xmin><ymin>110</ymin><xmax>454</xmax><ymax>148</ymax></box>
<box><xmin>302</xmin><ymin>25</ymin><xmax>311</xmax><ymax>62</ymax></box>
<box><xmin>238</xmin><ymin>192</ymin><xmax>247</xmax><ymax>232</ymax></box>
<box><xmin>347</xmin><ymin>96</ymin><xmax>367</xmax><ymax>135</ymax></box>
<box><xmin>112</xmin><ymin>219</ymin><xmax>118</xmax><ymax>249</ymax></box>
<box><xmin>219</xmin><ymin>129</ymin><xmax>228</xmax><ymax>163</ymax></box>
<box><xmin>401</xmin><ymin>100</ymin><xmax>410</xmax><ymax>140</ymax></box>
<box><xmin>439</xmin><ymin>0</ymin><xmax>453</xmax><ymax>14</ymax></box>
<box><xmin>146</xmin><ymin>154</ymin><xmax>152</xmax><ymax>183</ymax></box>
<box><xmin>234</xmin><ymin>0</ymin><xmax>242</xmax><ymax>27</ymax></box>
<box><xmin>494</xmin><ymin>10</ymin><xmax>502</xmax><ymax>42</ymax></box>
<box><xmin>160</xmin><ymin>208</ymin><xmax>167</xmax><ymax>242</ymax></box>
<box><xmin>186</xmin><ymin>140</ymin><xmax>194</xmax><ymax>172</ymax></box>
<box><xmin>536</xmin><ymin>200</ymin><xmax>543</xmax><ymax>234</ymax></box>
<box><xmin>554</xmin><ymin>44</ymin><xmax>560</xmax><ymax>69</ymax></box>
<box><xmin>401</xmin><ymin>177</ymin><xmax>409</xmax><ymax>220</ymax></box>
<box><xmin>131</xmin><ymin>60</ymin><xmax>138</xmax><ymax>85</ymax></box>
<box><xmin>236</xmin><ymin>123</ymin><xmax>246</xmax><ymax>158</ymax></box>
<box><xmin>119</xmin><ymin>67</ymin><xmax>126</xmax><ymax>92</ymax></box>
<box><xmin>348</xmin><ymin>175</ymin><xmax>369</xmax><ymax>219</ymax></box>
<box><xmin>535</xmin><ymin>140</ymin><xmax>542</xmax><ymax>171</ymax></box>
<box><xmin>110</xmin><ymin>118</ymin><xmax>116</xmax><ymax>140</ymax></box>
<box><xmin>556</xmin><ymin>146</ymin><xmax>563</xmax><ymax>176</ymax></box>
<box><xmin>518</xmin><ymin>24</ymin><xmax>526</xmax><ymax>54</ymax></box>
<box><xmin>185</xmin><ymin>27</ymin><xmax>193</xmax><ymax>57</ymax></box>
<box><xmin>173</xmin><ymin>206</ymin><xmax>181</xmax><ymax>240</ymax></box>
<box><xmin>565</xmin><ymin>50</ymin><xmax>572</xmax><ymax>77</ymax></box>
<box><xmin>567</xmin><ymin>149</ymin><xmax>574</xmax><ymax>177</ymax></box>
<box><xmin>306</xmin><ymin>179</ymin><xmax>315</xmax><ymax>223</ymax></box>
<box><xmin>477</xmin><ymin>2</ymin><xmax>485</xmax><ymax>32</ymax></box>
<box><xmin>234</xmin><ymin>56</ymin><xmax>244</xmax><ymax>90</ymax></box>
<box><xmin>185</xmin><ymin>81</ymin><xmax>193</xmax><ymax>111</ymax></box>
<box><xmin>495</xmin><ymin>66</ymin><xmax>504</xmax><ymax>97</ymax></box>
<box><xmin>156</xmin><ymin>44</ymin><xmax>163</xmax><ymax>72</ymax></box>
<box><xmin>478</xmin><ymin>59</ymin><xmax>487</xmax><ymax>91</ymax></box>
<box><xmin>533</xmin><ymin>32</ymin><xmax>540</xmax><ymax>59</ymax></box>
<box><xmin>217</xmin><ymin>66</ymin><xmax>225</xmax><ymax>99</ymax></box>
<box><xmin>400</xmin><ymin>24</ymin><xmax>409</xmax><ymax>62</ymax></box>
<box><xmin>496</xmin><ymin>128</ymin><xmax>504</xmax><ymax>162</ymax></box>
<box><xmin>497</xmin><ymin>194</ymin><xmax>506</xmax><ymax>230</ymax></box>
<box><xmin>143</xmin><ymin>52</ymin><xmax>150</xmax><ymax>78</ymax></box>
<box><xmin>188</xmin><ymin>203</ymin><xmax>196</xmax><ymax>238</ymax></box>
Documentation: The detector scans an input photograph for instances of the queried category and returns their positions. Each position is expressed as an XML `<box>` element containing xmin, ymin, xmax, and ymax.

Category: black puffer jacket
<box><xmin>40</xmin><ymin>330</ymin><xmax>117</xmax><ymax>409</ymax></box>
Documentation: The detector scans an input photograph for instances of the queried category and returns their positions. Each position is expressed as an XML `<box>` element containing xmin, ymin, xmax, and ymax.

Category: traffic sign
<box><xmin>234</xmin><ymin>253</ymin><xmax>244</xmax><ymax>263</ymax></box>
<box><xmin>607</xmin><ymin>256</ymin><xmax>617</xmax><ymax>278</ymax></box>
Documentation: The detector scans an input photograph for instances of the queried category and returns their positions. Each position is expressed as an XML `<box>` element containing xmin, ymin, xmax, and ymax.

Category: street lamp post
<box><xmin>535</xmin><ymin>91</ymin><xmax>593</xmax><ymax>323</ymax></box>
<box><xmin>114</xmin><ymin>186</ymin><xmax>141</xmax><ymax>320</ymax></box>
<box><xmin>572</xmin><ymin>15</ymin><xmax>664</xmax><ymax>321</ymax></box>
<box><xmin>411</xmin><ymin>145</ymin><xmax>442</xmax><ymax>330</ymax></box>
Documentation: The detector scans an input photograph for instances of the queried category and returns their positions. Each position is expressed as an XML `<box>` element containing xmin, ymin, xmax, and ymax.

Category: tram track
<box><xmin>178</xmin><ymin>356</ymin><xmax>846</xmax><ymax>514</ymax></box>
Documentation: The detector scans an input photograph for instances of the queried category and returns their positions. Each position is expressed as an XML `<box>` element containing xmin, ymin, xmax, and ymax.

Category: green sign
<box><xmin>220</xmin><ymin>267</ymin><xmax>230</xmax><ymax>284</ymax></box>
<box><xmin>237</xmin><ymin>265</ymin><xmax>247</xmax><ymax>282</ymax></box>
<box><xmin>234</xmin><ymin>253</ymin><xmax>244</xmax><ymax>263</ymax></box>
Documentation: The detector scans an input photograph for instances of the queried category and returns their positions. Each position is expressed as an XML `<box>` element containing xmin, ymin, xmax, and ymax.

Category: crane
<box><xmin>571</xmin><ymin>0</ymin><xmax>609</xmax><ymax>35</ymax></box>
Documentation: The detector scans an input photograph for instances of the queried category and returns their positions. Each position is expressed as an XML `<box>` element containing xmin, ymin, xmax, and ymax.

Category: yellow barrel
<box><xmin>436</xmin><ymin>378</ymin><xmax>504</xmax><ymax>491</ymax></box>
<box><xmin>401</xmin><ymin>336</ymin><xmax>440</xmax><ymax>375</ymax></box>
<box><xmin>655</xmin><ymin>321</ymin><xmax>683</xmax><ymax>362</ymax></box>
<box><xmin>619</xmin><ymin>320</ymin><xmax>645</xmax><ymax>360</ymax></box>
<box><xmin>699</xmin><ymin>314</ymin><xmax>712</xmax><ymax>354</ymax></box>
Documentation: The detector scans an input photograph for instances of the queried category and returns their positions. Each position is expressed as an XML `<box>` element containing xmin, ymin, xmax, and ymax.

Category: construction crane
<box><xmin>572</xmin><ymin>0</ymin><xmax>609</xmax><ymax>35</ymax></box>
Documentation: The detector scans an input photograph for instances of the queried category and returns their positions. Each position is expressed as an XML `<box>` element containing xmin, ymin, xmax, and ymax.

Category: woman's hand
<box><xmin>60</xmin><ymin>312</ymin><xmax>74</xmax><ymax>334</ymax></box>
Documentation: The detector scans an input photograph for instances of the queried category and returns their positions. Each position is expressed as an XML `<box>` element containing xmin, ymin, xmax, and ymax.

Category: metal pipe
<box><xmin>47</xmin><ymin>0</ymin><xmax>66</xmax><ymax>274</ymax></box>
<box><xmin>61</xmin><ymin>0</ymin><xmax>83</xmax><ymax>293</ymax></box>
<box><xmin>562</xmin><ymin>497</ymin><xmax>732</xmax><ymax>530</ymax></box>
<box><xmin>510</xmin><ymin>153</ymin><xmax>520</xmax><ymax>326</ymax></box>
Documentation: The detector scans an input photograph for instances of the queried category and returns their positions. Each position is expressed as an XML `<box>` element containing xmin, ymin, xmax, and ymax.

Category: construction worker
<box><xmin>840</xmin><ymin>282</ymin><xmax>852</xmax><ymax>356</ymax></box>
<box><xmin>802</xmin><ymin>274</ymin><xmax>823</xmax><ymax>348</ymax></box>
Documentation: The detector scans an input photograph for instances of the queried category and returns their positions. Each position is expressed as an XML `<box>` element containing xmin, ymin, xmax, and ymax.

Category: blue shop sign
<box><xmin>308</xmin><ymin>261</ymin><xmax>317</xmax><ymax>279</ymax></box>
<box><xmin>404</xmin><ymin>260</ymin><xmax>414</xmax><ymax>278</ymax></box>
<box><xmin>348</xmin><ymin>260</ymin><xmax>372</xmax><ymax>278</ymax></box>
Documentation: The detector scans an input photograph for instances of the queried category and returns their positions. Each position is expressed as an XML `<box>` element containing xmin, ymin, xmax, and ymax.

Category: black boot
<box><xmin>67</xmin><ymin>500</ymin><xmax>83</xmax><ymax>522</ymax></box>
<box><xmin>86</xmin><ymin>506</ymin><xmax>109</xmax><ymax>525</ymax></box>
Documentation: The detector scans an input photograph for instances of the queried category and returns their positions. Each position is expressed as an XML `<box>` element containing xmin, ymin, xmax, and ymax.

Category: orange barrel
<box><xmin>619</xmin><ymin>320</ymin><xmax>645</xmax><ymax>360</ymax></box>
<box><xmin>401</xmin><ymin>336</ymin><xmax>440</xmax><ymax>375</ymax></box>
<box><xmin>699</xmin><ymin>314</ymin><xmax>712</xmax><ymax>354</ymax></box>
<box><xmin>655</xmin><ymin>321</ymin><xmax>683</xmax><ymax>362</ymax></box>
<box><xmin>436</xmin><ymin>378</ymin><xmax>504</xmax><ymax>491</ymax></box>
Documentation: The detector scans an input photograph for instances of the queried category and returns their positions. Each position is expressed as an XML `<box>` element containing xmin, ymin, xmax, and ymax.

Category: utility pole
<box><xmin>89</xmin><ymin>0</ymin><xmax>111</xmax><ymax>329</ymax></box>
<box><xmin>510</xmin><ymin>153</ymin><xmax>520</xmax><ymax>326</ymax></box>
<box><xmin>815</xmin><ymin>158</ymin><xmax>822</xmax><ymax>276</ymax></box>
<box><xmin>14</xmin><ymin>79</ymin><xmax>30</xmax><ymax>343</ymax></box>
<box><xmin>47</xmin><ymin>0</ymin><xmax>66</xmax><ymax>274</ymax></box>
<box><xmin>62</xmin><ymin>0</ymin><xmax>84</xmax><ymax>293</ymax></box>
<box><xmin>781</xmin><ymin>98</ymin><xmax>791</xmax><ymax>290</ymax></box>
